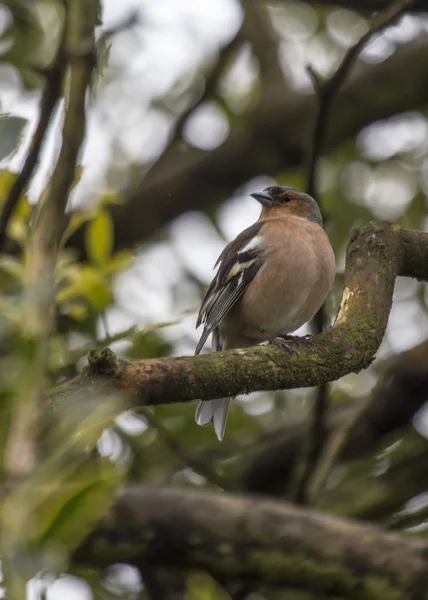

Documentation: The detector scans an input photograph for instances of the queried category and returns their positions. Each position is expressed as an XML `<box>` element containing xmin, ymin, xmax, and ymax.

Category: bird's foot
<box><xmin>262</xmin><ymin>331</ymin><xmax>298</xmax><ymax>354</ymax></box>
<box><xmin>285</xmin><ymin>333</ymin><xmax>315</xmax><ymax>349</ymax></box>
<box><xmin>263</xmin><ymin>331</ymin><xmax>315</xmax><ymax>353</ymax></box>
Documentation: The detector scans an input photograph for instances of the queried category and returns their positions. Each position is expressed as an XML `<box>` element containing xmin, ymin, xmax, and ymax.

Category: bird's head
<box><xmin>250</xmin><ymin>186</ymin><xmax>322</xmax><ymax>226</ymax></box>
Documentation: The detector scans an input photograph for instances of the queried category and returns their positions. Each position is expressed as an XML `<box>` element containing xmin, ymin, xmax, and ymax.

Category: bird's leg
<box><xmin>261</xmin><ymin>330</ymin><xmax>298</xmax><ymax>354</ymax></box>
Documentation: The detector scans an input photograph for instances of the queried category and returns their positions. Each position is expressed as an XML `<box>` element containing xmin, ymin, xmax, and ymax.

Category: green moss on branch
<box><xmin>73</xmin><ymin>485</ymin><xmax>428</xmax><ymax>599</ymax></box>
<box><xmin>50</xmin><ymin>222</ymin><xmax>428</xmax><ymax>412</ymax></box>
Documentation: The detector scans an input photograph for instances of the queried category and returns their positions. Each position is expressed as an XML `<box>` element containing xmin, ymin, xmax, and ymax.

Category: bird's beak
<box><xmin>250</xmin><ymin>191</ymin><xmax>274</xmax><ymax>207</ymax></box>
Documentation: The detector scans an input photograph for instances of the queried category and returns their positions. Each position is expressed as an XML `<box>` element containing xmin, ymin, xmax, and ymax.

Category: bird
<box><xmin>194</xmin><ymin>185</ymin><xmax>336</xmax><ymax>440</ymax></box>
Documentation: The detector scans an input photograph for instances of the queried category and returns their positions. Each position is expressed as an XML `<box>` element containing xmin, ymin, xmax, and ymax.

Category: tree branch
<box><xmin>298</xmin><ymin>0</ymin><xmax>417</xmax><ymax>505</ymax></box>
<box><xmin>24</xmin><ymin>0</ymin><xmax>97</xmax><ymax>335</ymax></box>
<box><xmin>73</xmin><ymin>484</ymin><xmax>428</xmax><ymax>598</ymax></box>
<box><xmin>4</xmin><ymin>0</ymin><xmax>98</xmax><ymax>481</ymax></box>
<box><xmin>51</xmin><ymin>222</ymin><xmax>428</xmax><ymax>412</ymax></box>
<box><xmin>0</xmin><ymin>35</ymin><xmax>66</xmax><ymax>253</ymax></box>
<box><xmin>307</xmin><ymin>0</ymin><xmax>417</xmax><ymax>201</ymax></box>
<box><xmin>66</xmin><ymin>37</ymin><xmax>428</xmax><ymax>258</ymax></box>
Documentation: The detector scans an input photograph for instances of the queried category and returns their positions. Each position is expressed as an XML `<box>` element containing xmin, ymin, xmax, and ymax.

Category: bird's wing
<box><xmin>195</xmin><ymin>221</ymin><xmax>264</xmax><ymax>355</ymax></box>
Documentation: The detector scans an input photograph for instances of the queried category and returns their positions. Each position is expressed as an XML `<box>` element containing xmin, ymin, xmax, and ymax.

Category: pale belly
<box><xmin>219</xmin><ymin>233</ymin><xmax>334</xmax><ymax>348</ymax></box>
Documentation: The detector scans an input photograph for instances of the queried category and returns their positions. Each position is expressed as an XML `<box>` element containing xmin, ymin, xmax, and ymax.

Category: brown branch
<box><xmin>73</xmin><ymin>484</ymin><xmax>428</xmax><ymax>598</ymax></box>
<box><xmin>51</xmin><ymin>222</ymin><xmax>428</xmax><ymax>413</ymax></box>
<box><xmin>0</xmin><ymin>49</ymin><xmax>66</xmax><ymax>253</ymax></box>
<box><xmin>162</xmin><ymin>0</ymin><xmax>285</xmax><ymax>156</ymax></box>
<box><xmin>242</xmin><ymin>0</ymin><xmax>286</xmax><ymax>95</ymax></box>
<box><xmin>306</xmin><ymin>0</ymin><xmax>417</xmax><ymax>200</ymax></box>
<box><xmin>3</xmin><ymin>0</ymin><xmax>98</xmax><ymax>482</ymax></box>
<box><xmin>295</xmin><ymin>378</ymin><xmax>328</xmax><ymax>503</ymax></box>
<box><xmin>299</xmin><ymin>0</ymin><xmax>417</xmax><ymax>505</ymax></box>
<box><xmin>65</xmin><ymin>37</ymin><xmax>428</xmax><ymax>259</ymax></box>
<box><xmin>163</xmin><ymin>22</ymin><xmax>245</xmax><ymax>153</ymax></box>
<box><xmin>24</xmin><ymin>1</ymin><xmax>97</xmax><ymax>336</ymax></box>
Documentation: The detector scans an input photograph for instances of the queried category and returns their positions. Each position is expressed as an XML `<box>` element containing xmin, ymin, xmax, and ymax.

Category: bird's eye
<box><xmin>282</xmin><ymin>194</ymin><xmax>293</xmax><ymax>203</ymax></box>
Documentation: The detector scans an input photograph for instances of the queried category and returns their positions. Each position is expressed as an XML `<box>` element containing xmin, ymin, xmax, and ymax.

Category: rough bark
<box><xmin>73</xmin><ymin>485</ymin><xmax>428</xmax><ymax>600</ymax></box>
<box><xmin>51</xmin><ymin>222</ymin><xmax>428</xmax><ymax>412</ymax></box>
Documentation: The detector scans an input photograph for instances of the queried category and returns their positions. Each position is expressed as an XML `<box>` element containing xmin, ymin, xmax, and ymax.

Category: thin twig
<box><xmin>24</xmin><ymin>1</ymin><xmax>98</xmax><ymax>336</ymax></box>
<box><xmin>0</xmin><ymin>41</ymin><xmax>66</xmax><ymax>252</ymax></box>
<box><xmin>161</xmin><ymin>24</ymin><xmax>244</xmax><ymax>155</ymax></box>
<box><xmin>242</xmin><ymin>0</ymin><xmax>285</xmax><ymax>92</ymax></box>
<box><xmin>297</xmin><ymin>0</ymin><xmax>417</xmax><ymax>505</ymax></box>
<box><xmin>3</xmin><ymin>0</ymin><xmax>99</xmax><ymax>482</ymax></box>
<box><xmin>58</xmin><ymin>315</ymin><xmax>192</xmax><ymax>373</ymax></box>
<box><xmin>101</xmin><ymin>9</ymin><xmax>139</xmax><ymax>40</ymax></box>
<box><xmin>304</xmin><ymin>398</ymin><xmax>371</xmax><ymax>504</ymax></box>
<box><xmin>137</xmin><ymin>563</ymin><xmax>170</xmax><ymax>600</ymax></box>
<box><xmin>307</xmin><ymin>0</ymin><xmax>417</xmax><ymax>200</ymax></box>
<box><xmin>295</xmin><ymin>377</ymin><xmax>328</xmax><ymax>504</ymax></box>
<box><xmin>138</xmin><ymin>407</ymin><xmax>233</xmax><ymax>491</ymax></box>
<box><xmin>165</xmin><ymin>1</ymin><xmax>284</xmax><ymax>152</ymax></box>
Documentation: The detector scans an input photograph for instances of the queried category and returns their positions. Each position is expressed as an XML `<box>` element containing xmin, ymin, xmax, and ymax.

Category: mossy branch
<box><xmin>73</xmin><ymin>484</ymin><xmax>428</xmax><ymax>599</ymax></box>
<box><xmin>50</xmin><ymin>221</ymin><xmax>428</xmax><ymax>411</ymax></box>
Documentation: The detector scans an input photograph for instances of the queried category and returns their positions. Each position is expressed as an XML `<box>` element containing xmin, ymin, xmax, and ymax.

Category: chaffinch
<box><xmin>195</xmin><ymin>185</ymin><xmax>336</xmax><ymax>440</ymax></box>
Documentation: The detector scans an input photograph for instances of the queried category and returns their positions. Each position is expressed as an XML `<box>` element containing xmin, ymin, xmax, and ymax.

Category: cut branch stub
<box><xmin>87</xmin><ymin>348</ymin><xmax>119</xmax><ymax>376</ymax></box>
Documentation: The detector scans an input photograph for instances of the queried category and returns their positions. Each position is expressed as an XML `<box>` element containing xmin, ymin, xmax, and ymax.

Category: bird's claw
<box><xmin>262</xmin><ymin>330</ymin><xmax>298</xmax><ymax>354</ymax></box>
<box><xmin>264</xmin><ymin>331</ymin><xmax>315</xmax><ymax>353</ymax></box>
<box><xmin>295</xmin><ymin>334</ymin><xmax>315</xmax><ymax>348</ymax></box>
<box><xmin>270</xmin><ymin>336</ymin><xmax>298</xmax><ymax>354</ymax></box>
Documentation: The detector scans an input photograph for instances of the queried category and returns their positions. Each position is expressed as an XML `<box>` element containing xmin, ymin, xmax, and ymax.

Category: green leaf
<box><xmin>35</xmin><ymin>458</ymin><xmax>123</xmax><ymax>552</ymax></box>
<box><xmin>57</xmin><ymin>265</ymin><xmax>112</xmax><ymax>312</ymax></box>
<box><xmin>79</xmin><ymin>267</ymin><xmax>112</xmax><ymax>310</ymax></box>
<box><xmin>60</xmin><ymin>301</ymin><xmax>88</xmax><ymax>322</ymax></box>
<box><xmin>186</xmin><ymin>572</ymin><xmax>230</xmax><ymax>600</ymax></box>
<box><xmin>85</xmin><ymin>209</ymin><xmax>114</xmax><ymax>267</ymax></box>
<box><xmin>0</xmin><ymin>255</ymin><xmax>24</xmax><ymax>282</ymax></box>
<box><xmin>99</xmin><ymin>190</ymin><xmax>125</xmax><ymax>206</ymax></box>
<box><xmin>0</xmin><ymin>169</ymin><xmax>17</xmax><ymax>204</ymax></box>
<box><xmin>0</xmin><ymin>395</ymin><xmax>124</xmax><ymax>571</ymax></box>
<box><xmin>104</xmin><ymin>250</ymin><xmax>133</xmax><ymax>275</ymax></box>
<box><xmin>60</xmin><ymin>210</ymin><xmax>92</xmax><ymax>247</ymax></box>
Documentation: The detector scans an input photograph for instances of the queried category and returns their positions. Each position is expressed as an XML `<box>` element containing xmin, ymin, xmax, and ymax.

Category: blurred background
<box><xmin>1</xmin><ymin>0</ymin><xmax>428</xmax><ymax>598</ymax></box>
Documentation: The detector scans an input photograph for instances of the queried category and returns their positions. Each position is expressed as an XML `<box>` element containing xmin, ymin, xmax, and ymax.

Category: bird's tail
<box><xmin>195</xmin><ymin>398</ymin><xmax>230</xmax><ymax>441</ymax></box>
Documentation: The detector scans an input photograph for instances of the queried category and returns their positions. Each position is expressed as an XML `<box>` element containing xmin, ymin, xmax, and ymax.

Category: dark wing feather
<box><xmin>195</xmin><ymin>221</ymin><xmax>264</xmax><ymax>354</ymax></box>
